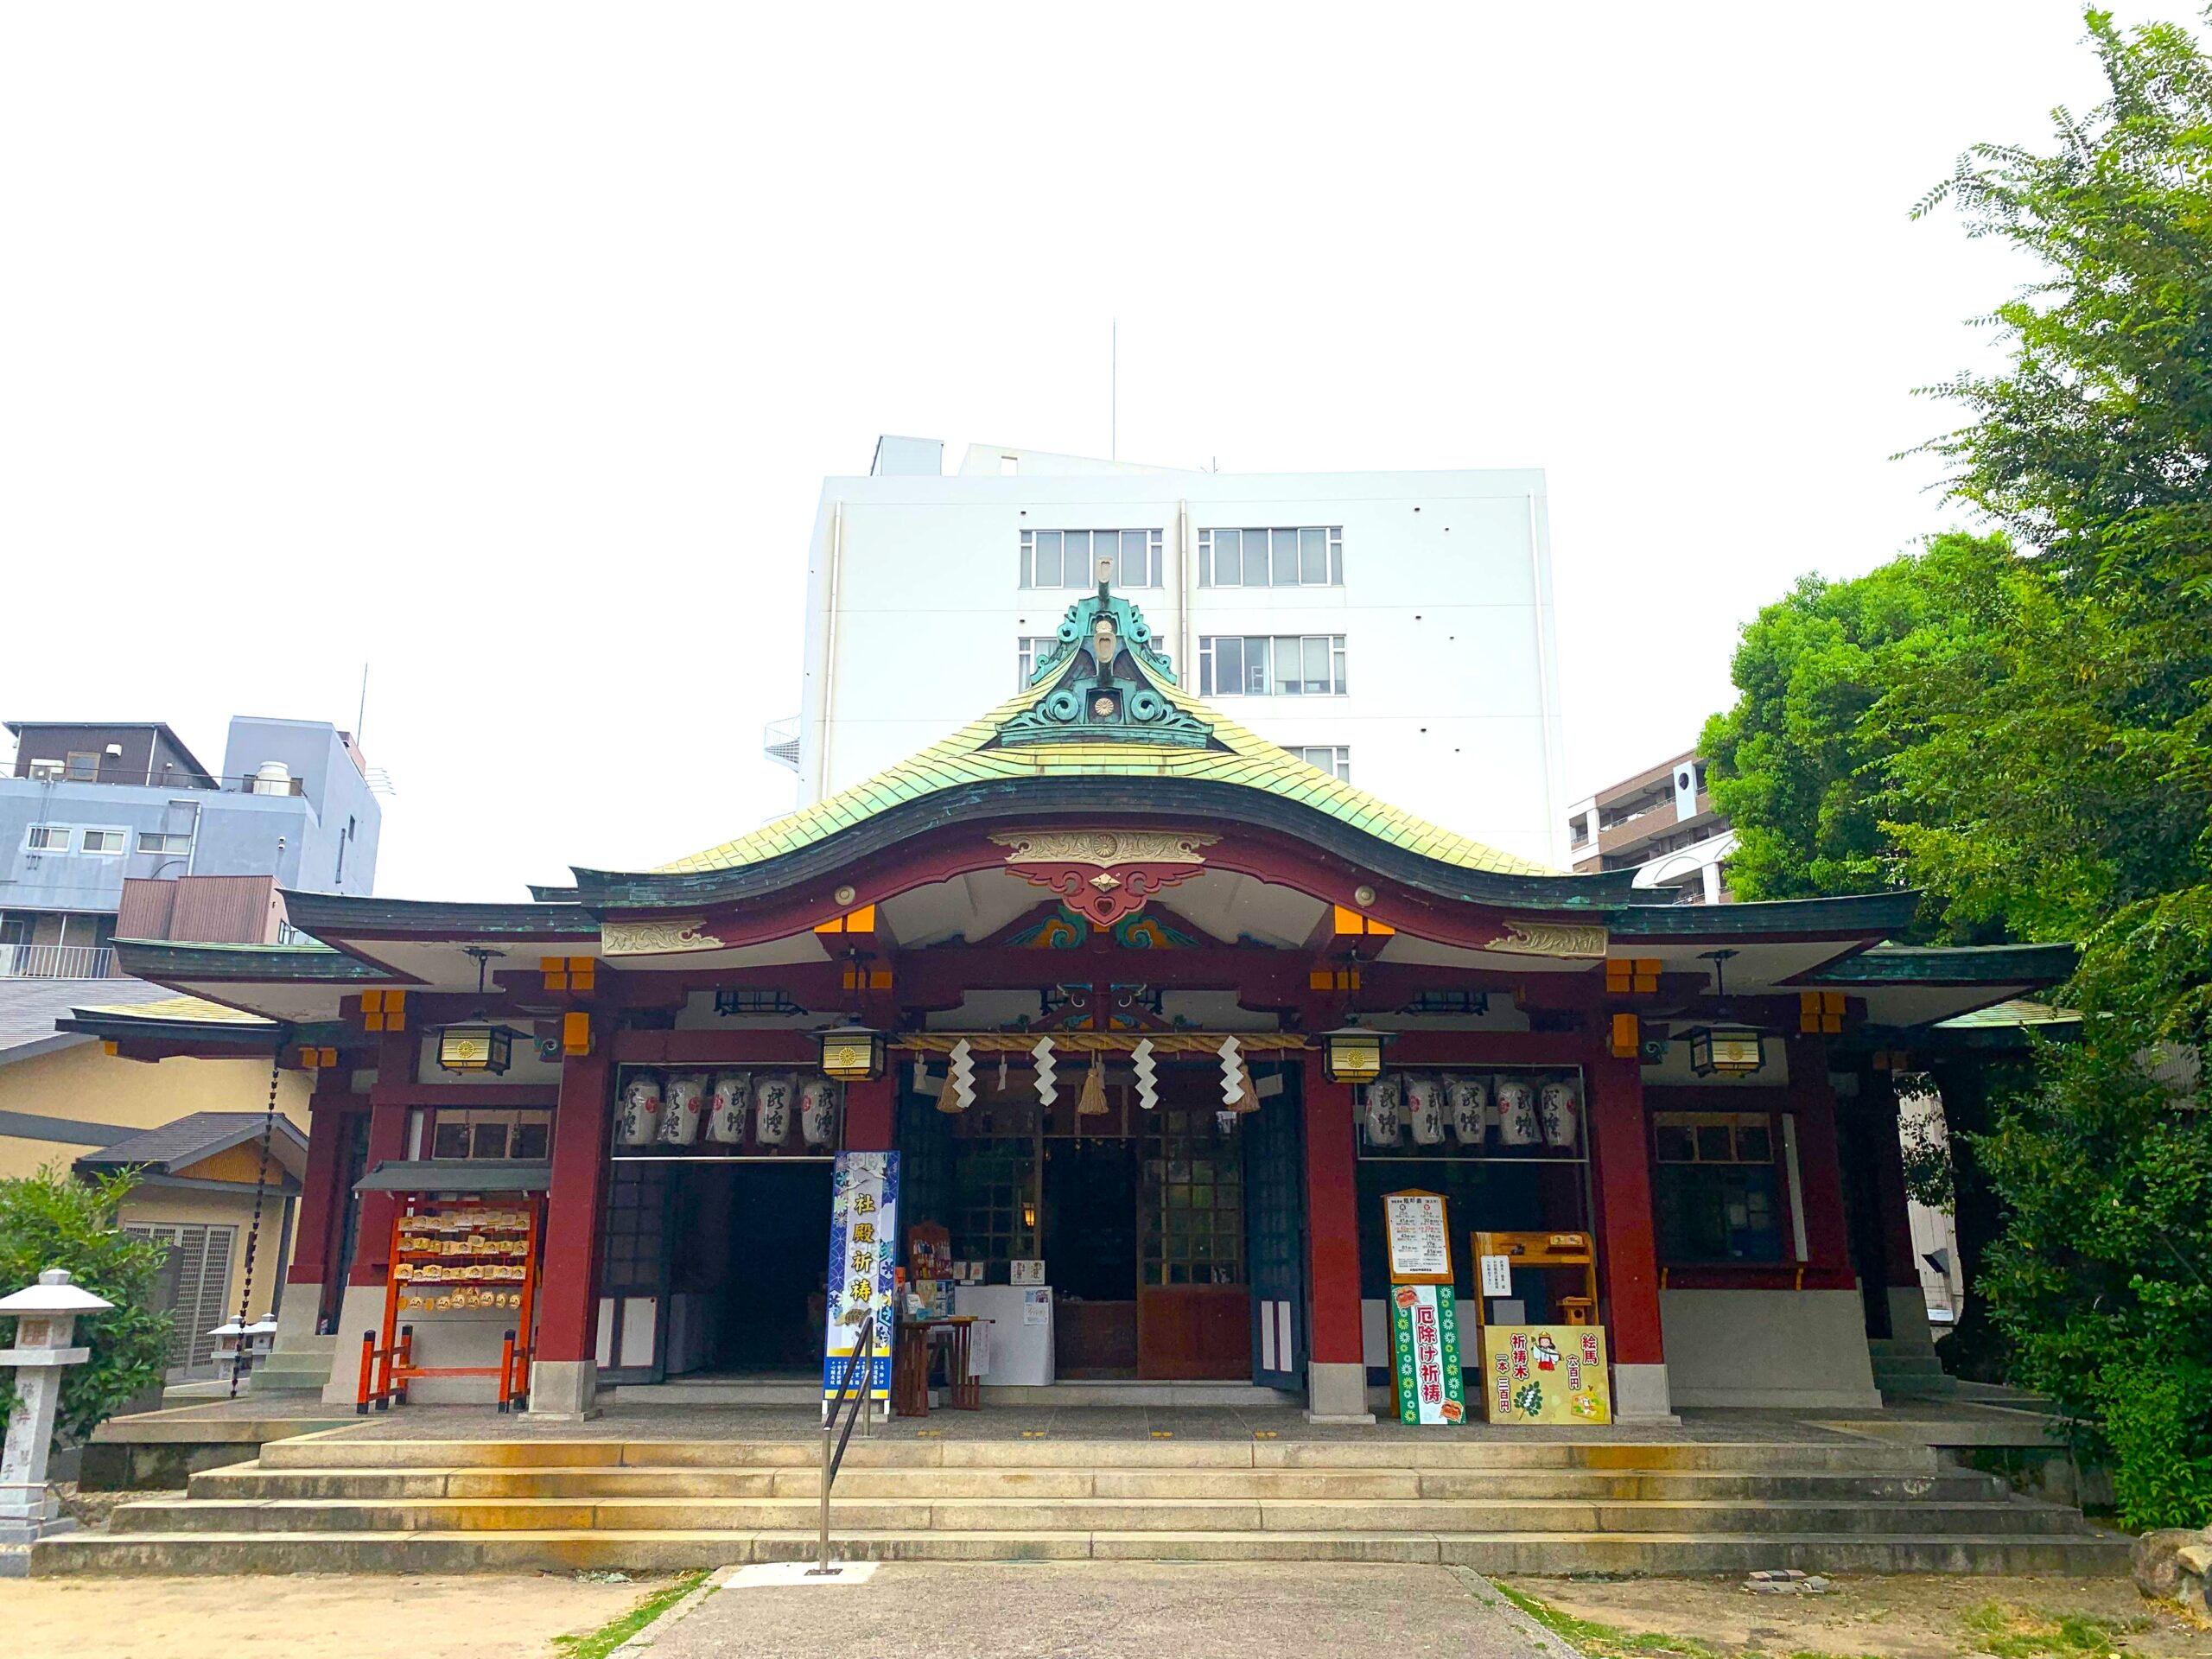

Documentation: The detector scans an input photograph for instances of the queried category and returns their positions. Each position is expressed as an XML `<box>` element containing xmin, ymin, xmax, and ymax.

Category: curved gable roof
<box><xmin>643</xmin><ymin>589</ymin><xmax>1554</xmax><ymax>887</ymax></box>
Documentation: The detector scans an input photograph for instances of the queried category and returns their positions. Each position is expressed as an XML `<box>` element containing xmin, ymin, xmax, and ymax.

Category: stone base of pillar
<box><xmin>1611</xmin><ymin>1362</ymin><xmax>1680</xmax><ymax>1425</ymax></box>
<box><xmin>1303</xmin><ymin>1360</ymin><xmax>1376</xmax><ymax>1424</ymax></box>
<box><xmin>1885</xmin><ymin>1285</ymin><xmax>1937</xmax><ymax>1352</ymax></box>
<box><xmin>527</xmin><ymin>1358</ymin><xmax>600</xmax><ymax>1421</ymax></box>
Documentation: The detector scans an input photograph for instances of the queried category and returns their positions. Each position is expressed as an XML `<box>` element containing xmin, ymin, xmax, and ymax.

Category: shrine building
<box><xmin>74</xmin><ymin>574</ymin><xmax>2069</xmax><ymax>1423</ymax></box>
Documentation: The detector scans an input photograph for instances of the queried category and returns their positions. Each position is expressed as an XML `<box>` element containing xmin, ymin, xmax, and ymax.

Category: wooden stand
<box><xmin>1467</xmin><ymin>1230</ymin><xmax>1598</xmax><ymax>1332</ymax></box>
<box><xmin>359</xmin><ymin>1192</ymin><xmax>543</xmax><ymax>1413</ymax></box>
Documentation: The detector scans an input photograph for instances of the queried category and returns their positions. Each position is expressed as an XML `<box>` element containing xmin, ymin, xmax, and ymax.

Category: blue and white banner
<box><xmin>823</xmin><ymin>1150</ymin><xmax>899</xmax><ymax>1404</ymax></box>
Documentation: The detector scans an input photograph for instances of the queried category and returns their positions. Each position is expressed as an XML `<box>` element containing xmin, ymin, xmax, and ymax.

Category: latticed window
<box><xmin>954</xmin><ymin>1141</ymin><xmax>1038</xmax><ymax>1266</ymax></box>
<box><xmin>599</xmin><ymin>1163</ymin><xmax>671</xmax><ymax>1291</ymax></box>
<box><xmin>1141</xmin><ymin>1108</ymin><xmax>1245</xmax><ymax>1286</ymax></box>
<box><xmin>127</xmin><ymin>1223</ymin><xmax>237</xmax><ymax>1370</ymax></box>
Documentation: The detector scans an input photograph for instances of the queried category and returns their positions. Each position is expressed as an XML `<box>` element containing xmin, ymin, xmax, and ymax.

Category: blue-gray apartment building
<box><xmin>1</xmin><ymin>715</ymin><xmax>381</xmax><ymax>976</ymax></box>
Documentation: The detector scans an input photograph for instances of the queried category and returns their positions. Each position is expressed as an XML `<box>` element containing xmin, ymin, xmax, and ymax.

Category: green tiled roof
<box><xmin>658</xmin><ymin>637</ymin><xmax>1555</xmax><ymax>880</ymax></box>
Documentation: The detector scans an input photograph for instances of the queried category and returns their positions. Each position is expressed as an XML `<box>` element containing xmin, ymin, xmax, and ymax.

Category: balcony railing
<box><xmin>762</xmin><ymin>716</ymin><xmax>801</xmax><ymax>773</ymax></box>
<box><xmin>15</xmin><ymin>764</ymin><xmax>306</xmax><ymax>795</ymax></box>
<box><xmin>0</xmin><ymin>944</ymin><xmax>119</xmax><ymax>979</ymax></box>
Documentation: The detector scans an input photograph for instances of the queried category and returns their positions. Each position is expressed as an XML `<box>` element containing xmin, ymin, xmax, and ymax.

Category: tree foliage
<box><xmin>1702</xmin><ymin>6</ymin><xmax>2212</xmax><ymax>1527</ymax></box>
<box><xmin>0</xmin><ymin>1166</ymin><xmax>171</xmax><ymax>1445</ymax></box>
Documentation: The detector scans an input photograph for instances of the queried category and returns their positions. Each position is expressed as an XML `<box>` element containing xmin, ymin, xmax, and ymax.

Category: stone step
<box><xmin>30</xmin><ymin>1527</ymin><xmax>2136</xmax><ymax>1577</ymax></box>
<box><xmin>255</xmin><ymin>1436</ymin><xmax>1944</xmax><ymax>1475</ymax></box>
<box><xmin>188</xmin><ymin>1464</ymin><xmax>2007</xmax><ymax>1505</ymax></box>
<box><xmin>109</xmin><ymin>1494</ymin><xmax>2088</xmax><ymax>1538</ymax></box>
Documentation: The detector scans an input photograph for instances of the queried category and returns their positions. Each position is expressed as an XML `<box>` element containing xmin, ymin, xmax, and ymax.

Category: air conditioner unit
<box><xmin>27</xmin><ymin>760</ymin><xmax>63</xmax><ymax>782</ymax></box>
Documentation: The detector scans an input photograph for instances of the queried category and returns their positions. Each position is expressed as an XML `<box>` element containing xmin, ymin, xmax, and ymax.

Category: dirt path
<box><xmin>1504</xmin><ymin>1573</ymin><xmax>2206</xmax><ymax>1659</ymax></box>
<box><xmin>0</xmin><ymin>1573</ymin><xmax>659</xmax><ymax>1659</ymax></box>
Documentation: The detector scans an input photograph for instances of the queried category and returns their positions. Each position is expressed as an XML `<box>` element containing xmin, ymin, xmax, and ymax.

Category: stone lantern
<box><xmin>0</xmin><ymin>1268</ymin><xmax>113</xmax><ymax>1548</ymax></box>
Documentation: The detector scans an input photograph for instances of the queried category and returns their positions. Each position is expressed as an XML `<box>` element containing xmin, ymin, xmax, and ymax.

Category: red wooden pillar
<box><xmin>286</xmin><ymin>1076</ymin><xmax>353</xmax><ymax>1290</ymax></box>
<box><xmin>1300</xmin><ymin>1053</ymin><xmax>1368</xmax><ymax>1420</ymax></box>
<box><xmin>531</xmin><ymin>1041</ymin><xmax>613</xmax><ymax>1415</ymax></box>
<box><xmin>1867</xmin><ymin>1072</ymin><xmax>1923</xmax><ymax>1291</ymax></box>
<box><xmin>1783</xmin><ymin>1037</ymin><xmax>1853</xmax><ymax>1275</ymax></box>
<box><xmin>1584</xmin><ymin>1044</ymin><xmax>1674</xmax><ymax>1420</ymax></box>
<box><xmin>349</xmin><ymin>1028</ymin><xmax>416</xmax><ymax>1287</ymax></box>
<box><xmin>842</xmin><ymin>1074</ymin><xmax>897</xmax><ymax>1154</ymax></box>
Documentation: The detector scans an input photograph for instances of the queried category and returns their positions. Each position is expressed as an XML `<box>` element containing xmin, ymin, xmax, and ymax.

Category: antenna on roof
<box><xmin>356</xmin><ymin>662</ymin><xmax>370</xmax><ymax>743</ymax></box>
<box><xmin>1110</xmin><ymin>318</ymin><xmax>1117</xmax><ymax>461</ymax></box>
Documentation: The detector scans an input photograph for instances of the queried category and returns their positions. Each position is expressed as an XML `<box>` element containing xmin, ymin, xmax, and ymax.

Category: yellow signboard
<box><xmin>1479</xmin><ymin>1324</ymin><xmax>1611</xmax><ymax>1425</ymax></box>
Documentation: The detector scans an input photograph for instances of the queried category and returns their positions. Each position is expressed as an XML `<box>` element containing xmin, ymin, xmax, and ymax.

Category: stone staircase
<box><xmin>246</xmin><ymin>1336</ymin><xmax>339</xmax><ymax>1397</ymax></box>
<box><xmin>1868</xmin><ymin>1338</ymin><xmax>1956</xmax><ymax>1402</ymax></box>
<box><xmin>34</xmin><ymin>1432</ymin><xmax>2128</xmax><ymax>1576</ymax></box>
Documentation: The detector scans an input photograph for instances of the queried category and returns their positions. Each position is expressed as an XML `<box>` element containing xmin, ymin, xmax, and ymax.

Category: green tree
<box><xmin>1701</xmin><ymin>7</ymin><xmax>2212</xmax><ymax>1522</ymax></box>
<box><xmin>0</xmin><ymin>1166</ymin><xmax>172</xmax><ymax>1444</ymax></box>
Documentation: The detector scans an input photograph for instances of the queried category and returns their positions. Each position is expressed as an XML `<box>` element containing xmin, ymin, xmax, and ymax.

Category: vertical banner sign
<box><xmin>823</xmin><ymin>1150</ymin><xmax>900</xmax><ymax>1406</ymax></box>
<box><xmin>1390</xmin><ymin>1283</ymin><xmax>1465</xmax><ymax>1424</ymax></box>
<box><xmin>1382</xmin><ymin>1189</ymin><xmax>1460</xmax><ymax>1426</ymax></box>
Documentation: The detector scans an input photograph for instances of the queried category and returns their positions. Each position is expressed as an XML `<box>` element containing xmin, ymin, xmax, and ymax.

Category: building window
<box><xmin>79</xmin><ymin>830</ymin><xmax>126</xmax><ymax>855</ymax></box>
<box><xmin>1282</xmin><ymin>745</ymin><xmax>1351</xmax><ymax>781</ymax></box>
<box><xmin>1198</xmin><ymin>526</ymin><xmax>1343</xmax><ymax>587</ymax></box>
<box><xmin>1015</xmin><ymin>635</ymin><xmax>1064</xmax><ymax>688</ymax></box>
<box><xmin>137</xmin><ymin>831</ymin><xmax>192</xmax><ymax>855</ymax></box>
<box><xmin>1141</xmin><ymin>1107</ymin><xmax>1245</xmax><ymax>1286</ymax></box>
<box><xmin>1020</xmin><ymin>528</ymin><xmax>1162</xmax><ymax>588</ymax></box>
<box><xmin>1198</xmin><ymin>635</ymin><xmax>1347</xmax><ymax>696</ymax></box>
<box><xmin>64</xmin><ymin>752</ymin><xmax>100</xmax><ymax>781</ymax></box>
<box><xmin>1652</xmin><ymin>1111</ymin><xmax>1783</xmax><ymax>1264</ymax></box>
<box><xmin>26</xmin><ymin>825</ymin><xmax>70</xmax><ymax>851</ymax></box>
<box><xmin>416</xmin><ymin>1108</ymin><xmax>553</xmax><ymax>1162</ymax></box>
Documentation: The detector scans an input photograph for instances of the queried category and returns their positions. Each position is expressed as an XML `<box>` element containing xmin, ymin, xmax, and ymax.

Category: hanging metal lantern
<box><xmin>815</xmin><ymin>1025</ymin><xmax>886</xmax><ymax>1082</ymax></box>
<box><xmin>1320</xmin><ymin>1024</ymin><xmax>1392</xmax><ymax>1084</ymax></box>
<box><xmin>1687</xmin><ymin>1027</ymin><xmax>1766</xmax><ymax>1077</ymax></box>
<box><xmin>435</xmin><ymin>1023</ymin><xmax>518</xmax><ymax>1075</ymax></box>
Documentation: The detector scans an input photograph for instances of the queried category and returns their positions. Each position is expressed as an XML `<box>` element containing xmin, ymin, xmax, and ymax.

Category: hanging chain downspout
<box><xmin>227</xmin><ymin>1043</ymin><xmax>287</xmax><ymax>1400</ymax></box>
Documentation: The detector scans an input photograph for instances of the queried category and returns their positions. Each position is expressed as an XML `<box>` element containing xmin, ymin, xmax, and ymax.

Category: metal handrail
<box><xmin>810</xmin><ymin>1313</ymin><xmax>876</xmax><ymax>1577</ymax></box>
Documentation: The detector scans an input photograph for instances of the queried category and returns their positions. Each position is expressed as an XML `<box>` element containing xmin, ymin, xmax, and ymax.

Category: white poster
<box><xmin>823</xmin><ymin>1151</ymin><xmax>899</xmax><ymax>1406</ymax></box>
<box><xmin>1384</xmin><ymin>1192</ymin><xmax>1451</xmax><ymax>1280</ymax></box>
<box><xmin>1480</xmin><ymin>1254</ymin><xmax>1514</xmax><ymax>1298</ymax></box>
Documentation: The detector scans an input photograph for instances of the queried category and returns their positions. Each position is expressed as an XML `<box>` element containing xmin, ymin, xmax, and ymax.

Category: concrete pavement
<box><xmin>647</xmin><ymin>1562</ymin><xmax>1572</xmax><ymax>1659</ymax></box>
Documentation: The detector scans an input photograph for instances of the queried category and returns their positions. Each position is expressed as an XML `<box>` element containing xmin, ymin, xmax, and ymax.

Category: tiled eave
<box><xmin>1802</xmin><ymin>940</ymin><xmax>2077</xmax><ymax>985</ymax></box>
<box><xmin>561</xmin><ymin>777</ymin><xmax>1645</xmax><ymax>914</ymax></box>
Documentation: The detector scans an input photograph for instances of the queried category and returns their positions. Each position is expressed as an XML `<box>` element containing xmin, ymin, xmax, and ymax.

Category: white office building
<box><xmin>777</xmin><ymin>438</ymin><xmax>1570</xmax><ymax>871</ymax></box>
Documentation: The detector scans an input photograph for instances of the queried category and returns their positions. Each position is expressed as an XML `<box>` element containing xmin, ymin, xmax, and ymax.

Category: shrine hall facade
<box><xmin>74</xmin><ymin>578</ymin><xmax>2069</xmax><ymax>1422</ymax></box>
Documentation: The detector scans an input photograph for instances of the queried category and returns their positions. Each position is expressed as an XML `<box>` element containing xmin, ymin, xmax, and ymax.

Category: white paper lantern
<box><xmin>615</xmin><ymin>1072</ymin><xmax>664</xmax><ymax>1147</ymax></box>
<box><xmin>1539</xmin><ymin>1076</ymin><xmax>1583</xmax><ymax>1150</ymax></box>
<box><xmin>706</xmin><ymin>1071</ymin><xmax>751</xmax><ymax>1144</ymax></box>
<box><xmin>1404</xmin><ymin>1075</ymin><xmax>1445</xmax><ymax>1145</ymax></box>
<box><xmin>1362</xmin><ymin>1074</ymin><xmax>1402</xmax><ymax>1147</ymax></box>
<box><xmin>658</xmin><ymin>1071</ymin><xmax>708</xmax><ymax>1147</ymax></box>
<box><xmin>799</xmin><ymin>1076</ymin><xmax>842</xmax><ymax>1147</ymax></box>
<box><xmin>753</xmin><ymin>1072</ymin><xmax>796</xmax><ymax>1146</ymax></box>
<box><xmin>1445</xmin><ymin>1074</ymin><xmax>1489</xmax><ymax>1146</ymax></box>
<box><xmin>1495</xmin><ymin>1077</ymin><xmax>1541</xmax><ymax>1147</ymax></box>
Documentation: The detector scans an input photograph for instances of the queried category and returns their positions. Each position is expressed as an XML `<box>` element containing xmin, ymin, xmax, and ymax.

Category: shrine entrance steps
<box><xmin>35</xmin><ymin>1427</ymin><xmax>2128</xmax><ymax>1577</ymax></box>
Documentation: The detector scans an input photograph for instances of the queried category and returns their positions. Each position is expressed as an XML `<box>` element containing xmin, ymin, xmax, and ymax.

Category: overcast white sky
<box><xmin>0</xmin><ymin>4</ymin><xmax>2147</xmax><ymax>900</ymax></box>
